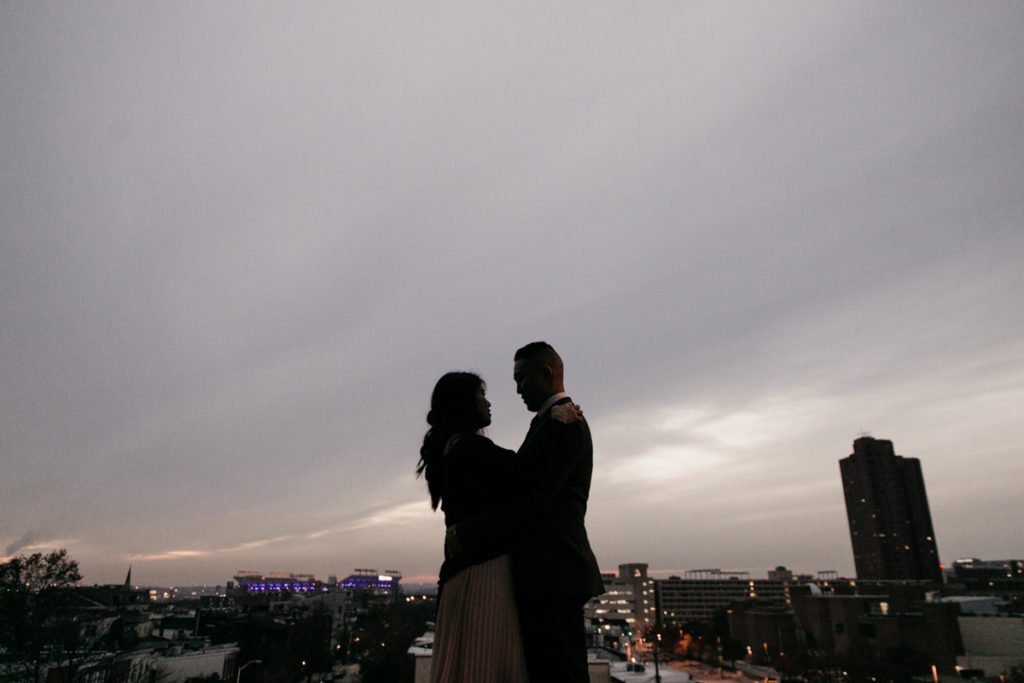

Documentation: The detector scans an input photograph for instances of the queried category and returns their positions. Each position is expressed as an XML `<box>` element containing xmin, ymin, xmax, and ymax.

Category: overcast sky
<box><xmin>2</xmin><ymin>2</ymin><xmax>1022</xmax><ymax>587</ymax></box>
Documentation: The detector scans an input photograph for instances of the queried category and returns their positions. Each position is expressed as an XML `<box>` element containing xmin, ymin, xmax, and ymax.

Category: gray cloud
<box><xmin>4</xmin><ymin>531</ymin><xmax>42</xmax><ymax>556</ymax></box>
<box><xmin>2</xmin><ymin>2</ymin><xmax>1022</xmax><ymax>584</ymax></box>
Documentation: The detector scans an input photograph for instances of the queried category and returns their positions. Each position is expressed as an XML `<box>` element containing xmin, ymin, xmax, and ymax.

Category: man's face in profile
<box><xmin>514</xmin><ymin>358</ymin><xmax>549</xmax><ymax>412</ymax></box>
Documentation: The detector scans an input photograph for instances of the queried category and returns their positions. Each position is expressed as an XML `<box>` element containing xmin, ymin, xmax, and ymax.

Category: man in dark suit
<box><xmin>453</xmin><ymin>341</ymin><xmax>604</xmax><ymax>682</ymax></box>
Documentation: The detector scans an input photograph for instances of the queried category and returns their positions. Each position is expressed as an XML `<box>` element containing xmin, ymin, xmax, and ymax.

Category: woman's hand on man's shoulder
<box><xmin>551</xmin><ymin>402</ymin><xmax>584</xmax><ymax>424</ymax></box>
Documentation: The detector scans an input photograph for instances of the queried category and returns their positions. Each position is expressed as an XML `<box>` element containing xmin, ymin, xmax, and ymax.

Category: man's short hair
<box><xmin>514</xmin><ymin>341</ymin><xmax>562</xmax><ymax>372</ymax></box>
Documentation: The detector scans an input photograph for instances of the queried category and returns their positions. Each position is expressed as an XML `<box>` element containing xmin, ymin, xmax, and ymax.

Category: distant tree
<box><xmin>710</xmin><ymin>608</ymin><xmax>746</xmax><ymax>665</ymax></box>
<box><xmin>0</xmin><ymin>549</ymin><xmax>86</xmax><ymax>682</ymax></box>
<box><xmin>357</xmin><ymin>599</ymin><xmax>435</xmax><ymax>683</ymax></box>
<box><xmin>287</xmin><ymin>602</ymin><xmax>333</xmax><ymax>681</ymax></box>
<box><xmin>644</xmin><ymin>622</ymin><xmax>681</xmax><ymax>659</ymax></box>
<box><xmin>0</xmin><ymin>550</ymin><xmax>82</xmax><ymax>593</ymax></box>
<box><xmin>670</xmin><ymin>619</ymin><xmax>719</xmax><ymax>661</ymax></box>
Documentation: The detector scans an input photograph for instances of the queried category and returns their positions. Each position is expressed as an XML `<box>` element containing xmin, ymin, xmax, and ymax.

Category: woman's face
<box><xmin>475</xmin><ymin>384</ymin><xmax>492</xmax><ymax>428</ymax></box>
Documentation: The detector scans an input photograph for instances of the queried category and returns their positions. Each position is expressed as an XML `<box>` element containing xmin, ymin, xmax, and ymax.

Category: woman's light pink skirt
<box><xmin>430</xmin><ymin>554</ymin><xmax>528</xmax><ymax>683</ymax></box>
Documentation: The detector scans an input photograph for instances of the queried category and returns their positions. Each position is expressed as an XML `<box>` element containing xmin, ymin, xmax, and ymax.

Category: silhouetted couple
<box><xmin>417</xmin><ymin>342</ymin><xmax>604</xmax><ymax>682</ymax></box>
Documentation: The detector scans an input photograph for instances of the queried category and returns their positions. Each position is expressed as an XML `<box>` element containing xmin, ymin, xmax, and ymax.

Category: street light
<box><xmin>236</xmin><ymin>659</ymin><xmax>262</xmax><ymax>683</ymax></box>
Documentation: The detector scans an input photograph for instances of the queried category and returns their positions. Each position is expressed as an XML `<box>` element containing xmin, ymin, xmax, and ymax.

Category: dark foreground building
<box><xmin>840</xmin><ymin>437</ymin><xmax>942</xmax><ymax>582</ymax></box>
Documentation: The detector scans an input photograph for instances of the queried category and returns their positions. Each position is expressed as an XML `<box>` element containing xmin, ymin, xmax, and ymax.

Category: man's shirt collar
<box><xmin>537</xmin><ymin>392</ymin><xmax>570</xmax><ymax>416</ymax></box>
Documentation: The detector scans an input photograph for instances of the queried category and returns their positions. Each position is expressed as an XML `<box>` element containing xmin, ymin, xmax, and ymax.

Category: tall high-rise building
<box><xmin>840</xmin><ymin>436</ymin><xmax>942</xmax><ymax>582</ymax></box>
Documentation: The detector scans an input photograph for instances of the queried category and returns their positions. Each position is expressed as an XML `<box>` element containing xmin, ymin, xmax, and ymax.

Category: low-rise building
<box><xmin>586</xmin><ymin>564</ymin><xmax>656</xmax><ymax>650</ymax></box>
<box><xmin>956</xmin><ymin>614</ymin><xmax>1024</xmax><ymax>677</ymax></box>
<box><xmin>785</xmin><ymin>585</ymin><xmax>963</xmax><ymax>674</ymax></box>
<box><xmin>657</xmin><ymin>570</ymin><xmax>788</xmax><ymax>624</ymax></box>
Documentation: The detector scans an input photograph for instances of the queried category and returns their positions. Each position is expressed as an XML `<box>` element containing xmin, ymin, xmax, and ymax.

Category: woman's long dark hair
<box><xmin>417</xmin><ymin>371</ymin><xmax>484</xmax><ymax>510</ymax></box>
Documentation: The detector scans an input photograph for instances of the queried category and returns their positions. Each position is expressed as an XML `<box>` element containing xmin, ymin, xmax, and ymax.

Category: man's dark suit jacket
<box><xmin>458</xmin><ymin>396</ymin><xmax>605</xmax><ymax>599</ymax></box>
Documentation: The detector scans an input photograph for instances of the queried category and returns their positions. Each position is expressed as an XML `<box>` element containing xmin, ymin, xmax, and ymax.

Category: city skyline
<box><xmin>2</xmin><ymin>3</ymin><xmax>1022</xmax><ymax>586</ymax></box>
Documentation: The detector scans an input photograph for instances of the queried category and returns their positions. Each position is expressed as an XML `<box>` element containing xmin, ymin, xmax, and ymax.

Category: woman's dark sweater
<box><xmin>437</xmin><ymin>433</ymin><xmax>517</xmax><ymax>588</ymax></box>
